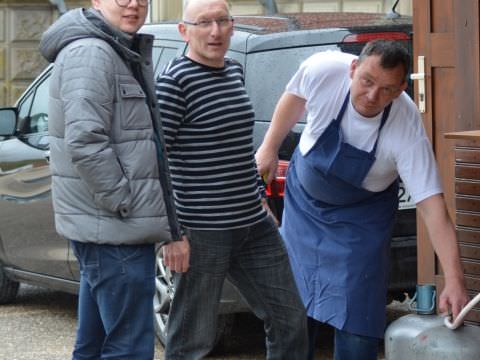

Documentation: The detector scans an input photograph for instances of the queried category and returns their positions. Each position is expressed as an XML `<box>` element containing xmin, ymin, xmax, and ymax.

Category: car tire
<box><xmin>0</xmin><ymin>264</ymin><xmax>19</xmax><ymax>304</ymax></box>
<box><xmin>153</xmin><ymin>252</ymin><xmax>235</xmax><ymax>353</ymax></box>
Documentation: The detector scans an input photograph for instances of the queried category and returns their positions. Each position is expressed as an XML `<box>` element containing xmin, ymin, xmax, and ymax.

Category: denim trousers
<box><xmin>307</xmin><ymin>317</ymin><xmax>379</xmax><ymax>360</ymax></box>
<box><xmin>70</xmin><ymin>240</ymin><xmax>156</xmax><ymax>360</ymax></box>
<box><xmin>164</xmin><ymin>216</ymin><xmax>308</xmax><ymax>360</ymax></box>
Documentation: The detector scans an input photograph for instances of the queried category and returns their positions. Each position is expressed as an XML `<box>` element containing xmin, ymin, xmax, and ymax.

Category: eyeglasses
<box><xmin>115</xmin><ymin>0</ymin><xmax>149</xmax><ymax>7</ymax></box>
<box><xmin>183</xmin><ymin>16</ymin><xmax>234</xmax><ymax>29</ymax></box>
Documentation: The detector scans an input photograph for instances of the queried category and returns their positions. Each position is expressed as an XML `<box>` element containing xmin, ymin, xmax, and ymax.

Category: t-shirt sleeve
<box><xmin>285</xmin><ymin>58</ymin><xmax>311</xmax><ymax>99</ymax></box>
<box><xmin>286</xmin><ymin>51</ymin><xmax>355</xmax><ymax>106</ymax></box>
<box><xmin>396</xmin><ymin>136</ymin><xmax>443</xmax><ymax>203</ymax></box>
<box><xmin>286</xmin><ymin>51</ymin><xmax>355</xmax><ymax>155</ymax></box>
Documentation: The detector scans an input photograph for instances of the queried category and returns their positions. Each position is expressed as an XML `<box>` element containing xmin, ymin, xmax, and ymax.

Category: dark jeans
<box><xmin>164</xmin><ymin>217</ymin><xmax>308</xmax><ymax>360</ymax></box>
<box><xmin>308</xmin><ymin>317</ymin><xmax>379</xmax><ymax>360</ymax></box>
<box><xmin>70</xmin><ymin>241</ymin><xmax>156</xmax><ymax>360</ymax></box>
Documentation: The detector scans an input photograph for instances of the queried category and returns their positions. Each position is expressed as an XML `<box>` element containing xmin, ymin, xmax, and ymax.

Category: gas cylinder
<box><xmin>410</xmin><ymin>324</ymin><xmax>480</xmax><ymax>359</ymax></box>
<box><xmin>384</xmin><ymin>314</ymin><xmax>444</xmax><ymax>359</ymax></box>
<box><xmin>385</xmin><ymin>293</ymin><xmax>480</xmax><ymax>360</ymax></box>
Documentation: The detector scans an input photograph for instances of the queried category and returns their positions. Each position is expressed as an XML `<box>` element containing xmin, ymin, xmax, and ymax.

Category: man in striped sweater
<box><xmin>156</xmin><ymin>0</ymin><xmax>308</xmax><ymax>359</ymax></box>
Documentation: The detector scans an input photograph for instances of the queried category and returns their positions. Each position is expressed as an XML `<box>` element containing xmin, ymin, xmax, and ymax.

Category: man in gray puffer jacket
<box><xmin>39</xmin><ymin>1</ymin><xmax>190</xmax><ymax>359</ymax></box>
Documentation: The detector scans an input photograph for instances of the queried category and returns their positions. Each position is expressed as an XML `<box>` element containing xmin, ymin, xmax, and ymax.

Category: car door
<box><xmin>0</xmin><ymin>68</ymin><xmax>74</xmax><ymax>280</ymax></box>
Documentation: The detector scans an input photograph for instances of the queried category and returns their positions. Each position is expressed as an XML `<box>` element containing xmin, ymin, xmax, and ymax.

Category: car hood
<box><xmin>39</xmin><ymin>8</ymin><xmax>142</xmax><ymax>63</ymax></box>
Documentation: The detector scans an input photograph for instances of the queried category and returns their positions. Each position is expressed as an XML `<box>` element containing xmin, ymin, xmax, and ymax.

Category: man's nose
<box><xmin>210</xmin><ymin>21</ymin><xmax>221</xmax><ymax>35</ymax></box>
<box><xmin>367</xmin><ymin>88</ymin><xmax>380</xmax><ymax>102</ymax></box>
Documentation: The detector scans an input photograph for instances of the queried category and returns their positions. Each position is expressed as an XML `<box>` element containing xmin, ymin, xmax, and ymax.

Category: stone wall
<box><xmin>0</xmin><ymin>0</ymin><xmax>88</xmax><ymax>107</ymax></box>
<box><xmin>0</xmin><ymin>2</ymin><xmax>52</xmax><ymax>106</ymax></box>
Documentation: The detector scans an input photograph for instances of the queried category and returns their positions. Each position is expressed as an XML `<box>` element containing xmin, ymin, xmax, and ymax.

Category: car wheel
<box><xmin>153</xmin><ymin>253</ymin><xmax>235</xmax><ymax>353</ymax></box>
<box><xmin>0</xmin><ymin>264</ymin><xmax>19</xmax><ymax>304</ymax></box>
<box><xmin>153</xmin><ymin>253</ymin><xmax>174</xmax><ymax>346</ymax></box>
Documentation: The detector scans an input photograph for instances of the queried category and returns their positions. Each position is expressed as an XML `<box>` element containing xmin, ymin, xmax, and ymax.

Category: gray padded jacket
<box><xmin>39</xmin><ymin>8</ymin><xmax>181</xmax><ymax>245</ymax></box>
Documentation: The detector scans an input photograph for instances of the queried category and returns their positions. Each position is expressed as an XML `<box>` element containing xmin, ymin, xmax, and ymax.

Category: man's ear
<box><xmin>178</xmin><ymin>23</ymin><xmax>189</xmax><ymax>42</ymax></box>
<box><xmin>396</xmin><ymin>80</ymin><xmax>408</xmax><ymax>97</ymax></box>
<box><xmin>349</xmin><ymin>59</ymin><xmax>358</xmax><ymax>79</ymax></box>
<box><xmin>390</xmin><ymin>80</ymin><xmax>408</xmax><ymax>99</ymax></box>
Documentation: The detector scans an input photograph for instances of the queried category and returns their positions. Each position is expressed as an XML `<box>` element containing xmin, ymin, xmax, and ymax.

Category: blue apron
<box><xmin>281</xmin><ymin>92</ymin><xmax>398</xmax><ymax>338</ymax></box>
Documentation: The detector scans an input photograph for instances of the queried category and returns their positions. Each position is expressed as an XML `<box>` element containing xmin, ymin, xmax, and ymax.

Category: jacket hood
<box><xmin>39</xmin><ymin>8</ymin><xmax>142</xmax><ymax>63</ymax></box>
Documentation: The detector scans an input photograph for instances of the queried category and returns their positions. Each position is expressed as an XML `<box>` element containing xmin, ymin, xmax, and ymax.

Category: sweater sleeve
<box><xmin>155</xmin><ymin>73</ymin><xmax>186</xmax><ymax>154</ymax></box>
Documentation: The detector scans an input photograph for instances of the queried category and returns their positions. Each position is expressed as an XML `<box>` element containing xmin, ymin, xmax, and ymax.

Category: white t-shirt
<box><xmin>286</xmin><ymin>50</ymin><xmax>442</xmax><ymax>204</ymax></box>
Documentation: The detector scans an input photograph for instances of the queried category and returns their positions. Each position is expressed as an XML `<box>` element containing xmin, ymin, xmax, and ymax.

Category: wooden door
<box><xmin>413</xmin><ymin>0</ymin><xmax>480</xmax><ymax>323</ymax></box>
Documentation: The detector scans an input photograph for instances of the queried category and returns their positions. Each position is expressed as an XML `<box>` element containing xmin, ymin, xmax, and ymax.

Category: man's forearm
<box><xmin>262</xmin><ymin>92</ymin><xmax>306</xmax><ymax>152</ymax></box>
<box><xmin>417</xmin><ymin>194</ymin><xmax>464</xmax><ymax>281</ymax></box>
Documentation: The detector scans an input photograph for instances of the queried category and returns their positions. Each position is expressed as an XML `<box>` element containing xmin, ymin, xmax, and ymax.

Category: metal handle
<box><xmin>410</xmin><ymin>56</ymin><xmax>426</xmax><ymax>113</ymax></box>
<box><xmin>44</xmin><ymin>150</ymin><xmax>50</xmax><ymax>163</ymax></box>
<box><xmin>444</xmin><ymin>292</ymin><xmax>480</xmax><ymax>330</ymax></box>
<box><xmin>408</xmin><ymin>290</ymin><xmax>436</xmax><ymax>313</ymax></box>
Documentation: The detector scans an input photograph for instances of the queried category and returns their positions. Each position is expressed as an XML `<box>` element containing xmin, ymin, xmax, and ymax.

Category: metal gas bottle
<box><xmin>410</xmin><ymin>324</ymin><xmax>480</xmax><ymax>359</ymax></box>
<box><xmin>384</xmin><ymin>314</ymin><xmax>444</xmax><ymax>359</ymax></box>
<box><xmin>385</xmin><ymin>293</ymin><xmax>480</xmax><ymax>360</ymax></box>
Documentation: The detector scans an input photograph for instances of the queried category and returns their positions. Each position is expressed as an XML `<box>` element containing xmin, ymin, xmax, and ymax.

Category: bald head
<box><xmin>183</xmin><ymin>0</ymin><xmax>230</xmax><ymax>20</ymax></box>
<box><xmin>179</xmin><ymin>0</ymin><xmax>233</xmax><ymax>68</ymax></box>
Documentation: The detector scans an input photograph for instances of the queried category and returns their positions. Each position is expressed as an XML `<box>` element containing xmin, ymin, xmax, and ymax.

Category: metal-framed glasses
<box><xmin>115</xmin><ymin>0</ymin><xmax>149</xmax><ymax>7</ymax></box>
<box><xmin>183</xmin><ymin>16</ymin><xmax>234</xmax><ymax>29</ymax></box>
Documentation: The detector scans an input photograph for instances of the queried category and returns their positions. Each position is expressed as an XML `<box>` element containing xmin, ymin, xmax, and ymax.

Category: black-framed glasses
<box><xmin>183</xmin><ymin>16</ymin><xmax>234</xmax><ymax>29</ymax></box>
<box><xmin>115</xmin><ymin>0</ymin><xmax>149</xmax><ymax>7</ymax></box>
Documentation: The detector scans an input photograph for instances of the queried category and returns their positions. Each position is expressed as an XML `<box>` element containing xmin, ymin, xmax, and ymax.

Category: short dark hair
<box><xmin>357</xmin><ymin>40</ymin><xmax>410</xmax><ymax>80</ymax></box>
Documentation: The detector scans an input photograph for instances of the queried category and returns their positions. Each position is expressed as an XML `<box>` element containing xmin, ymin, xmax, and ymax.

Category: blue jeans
<box><xmin>164</xmin><ymin>217</ymin><xmax>308</xmax><ymax>360</ymax></box>
<box><xmin>70</xmin><ymin>241</ymin><xmax>156</xmax><ymax>360</ymax></box>
<box><xmin>307</xmin><ymin>317</ymin><xmax>379</xmax><ymax>360</ymax></box>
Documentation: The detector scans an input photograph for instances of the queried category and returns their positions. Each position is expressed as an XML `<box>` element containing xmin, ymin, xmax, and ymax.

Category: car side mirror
<box><xmin>0</xmin><ymin>108</ymin><xmax>17</xmax><ymax>136</ymax></box>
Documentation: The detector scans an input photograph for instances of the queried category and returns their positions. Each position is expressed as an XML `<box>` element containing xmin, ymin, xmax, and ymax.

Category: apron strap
<box><xmin>334</xmin><ymin>91</ymin><xmax>351</xmax><ymax>124</ymax></box>
<box><xmin>370</xmin><ymin>102</ymin><xmax>392</xmax><ymax>155</ymax></box>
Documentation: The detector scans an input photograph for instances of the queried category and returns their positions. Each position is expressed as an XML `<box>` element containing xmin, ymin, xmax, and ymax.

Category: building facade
<box><xmin>0</xmin><ymin>0</ymin><xmax>411</xmax><ymax>107</ymax></box>
<box><xmin>150</xmin><ymin>0</ymin><xmax>412</xmax><ymax>21</ymax></box>
<box><xmin>0</xmin><ymin>0</ymin><xmax>87</xmax><ymax>106</ymax></box>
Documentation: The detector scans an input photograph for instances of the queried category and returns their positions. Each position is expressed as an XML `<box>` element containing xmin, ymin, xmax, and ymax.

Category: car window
<box><xmin>154</xmin><ymin>47</ymin><xmax>181</xmax><ymax>76</ymax></box>
<box><xmin>153</xmin><ymin>41</ymin><xmax>187</xmax><ymax>77</ymax></box>
<box><xmin>244</xmin><ymin>44</ymin><xmax>340</xmax><ymax>122</ymax></box>
<box><xmin>17</xmin><ymin>75</ymin><xmax>50</xmax><ymax>150</ymax></box>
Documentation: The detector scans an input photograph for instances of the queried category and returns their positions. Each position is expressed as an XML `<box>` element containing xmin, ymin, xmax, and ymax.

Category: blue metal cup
<box><xmin>409</xmin><ymin>284</ymin><xmax>436</xmax><ymax>315</ymax></box>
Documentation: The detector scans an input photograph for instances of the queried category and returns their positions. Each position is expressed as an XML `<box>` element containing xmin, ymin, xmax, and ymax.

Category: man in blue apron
<box><xmin>256</xmin><ymin>40</ymin><xmax>469</xmax><ymax>359</ymax></box>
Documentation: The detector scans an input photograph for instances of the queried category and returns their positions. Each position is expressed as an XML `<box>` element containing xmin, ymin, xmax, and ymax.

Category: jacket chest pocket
<box><xmin>118</xmin><ymin>83</ymin><xmax>151</xmax><ymax>130</ymax></box>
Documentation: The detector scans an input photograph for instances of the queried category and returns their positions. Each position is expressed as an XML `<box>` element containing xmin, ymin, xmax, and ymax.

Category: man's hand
<box><xmin>438</xmin><ymin>276</ymin><xmax>469</xmax><ymax>323</ymax></box>
<box><xmin>255</xmin><ymin>93</ymin><xmax>305</xmax><ymax>184</ymax></box>
<box><xmin>255</xmin><ymin>144</ymin><xmax>279</xmax><ymax>184</ymax></box>
<box><xmin>162</xmin><ymin>235</ymin><xmax>190</xmax><ymax>273</ymax></box>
